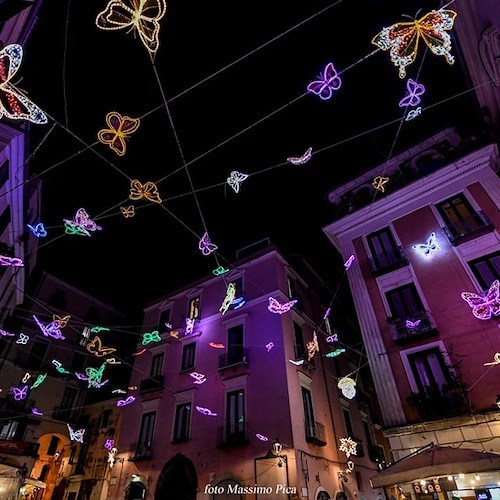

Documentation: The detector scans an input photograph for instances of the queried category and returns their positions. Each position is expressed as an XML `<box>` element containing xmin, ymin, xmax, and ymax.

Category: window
<box><xmin>60</xmin><ymin>387</ymin><xmax>78</xmax><ymax>410</ymax></box>
<box><xmin>25</xmin><ymin>338</ymin><xmax>49</xmax><ymax>367</ymax></box>
<box><xmin>342</xmin><ymin>409</ymin><xmax>354</xmax><ymax>436</ymax></box>
<box><xmin>302</xmin><ymin>387</ymin><xmax>316</xmax><ymax>434</ymax></box>
<box><xmin>181</xmin><ymin>344</ymin><xmax>195</xmax><ymax>371</ymax></box>
<box><xmin>367</xmin><ymin>227</ymin><xmax>399</xmax><ymax>261</ymax></box>
<box><xmin>0</xmin><ymin>161</ymin><xmax>9</xmax><ymax>191</ymax></box>
<box><xmin>137</xmin><ymin>412</ymin><xmax>156</xmax><ymax>456</ymax></box>
<box><xmin>69</xmin><ymin>352</ymin><xmax>86</xmax><ymax>372</ymax></box>
<box><xmin>386</xmin><ymin>283</ymin><xmax>424</xmax><ymax>320</ymax></box>
<box><xmin>363</xmin><ymin>421</ymin><xmax>374</xmax><ymax>447</ymax></box>
<box><xmin>293</xmin><ymin>322</ymin><xmax>305</xmax><ymax>360</ymax></box>
<box><xmin>172</xmin><ymin>403</ymin><xmax>191</xmax><ymax>442</ymax></box>
<box><xmin>100</xmin><ymin>409</ymin><xmax>112</xmax><ymax>429</ymax></box>
<box><xmin>0</xmin><ymin>205</ymin><xmax>10</xmax><ymax>237</ymax></box>
<box><xmin>39</xmin><ymin>464</ymin><xmax>49</xmax><ymax>482</ymax></box>
<box><xmin>287</xmin><ymin>276</ymin><xmax>297</xmax><ymax>299</ymax></box>
<box><xmin>227</xmin><ymin>325</ymin><xmax>244</xmax><ymax>365</ymax></box>
<box><xmin>468</xmin><ymin>251</ymin><xmax>500</xmax><ymax>290</ymax></box>
<box><xmin>437</xmin><ymin>193</ymin><xmax>477</xmax><ymax>230</ymax></box>
<box><xmin>48</xmin><ymin>288</ymin><xmax>66</xmax><ymax>310</ymax></box>
<box><xmin>226</xmin><ymin>390</ymin><xmax>245</xmax><ymax>437</ymax></box>
<box><xmin>47</xmin><ymin>436</ymin><xmax>60</xmax><ymax>456</ymax></box>
<box><xmin>188</xmin><ymin>296</ymin><xmax>200</xmax><ymax>320</ymax></box>
<box><xmin>158</xmin><ymin>308</ymin><xmax>171</xmax><ymax>331</ymax></box>
<box><xmin>151</xmin><ymin>353</ymin><xmax>164</xmax><ymax>377</ymax></box>
<box><xmin>407</xmin><ymin>347</ymin><xmax>452</xmax><ymax>393</ymax></box>
<box><xmin>0</xmin><ymin>420</ymin><xmax>18</xmax><ymax>440</ymax></box>
<box><xmin>232</xmin><ymin>277</ymin><xmax>243</xmax><ymax>297</ymax></box>
<box><xmin>68</xmin><ymin>446</ymin><xmax>77</xmax><ymax>465</ymax></box>
<box><xmin>75</xmin><ymin>443</ymin><xmax>88</xmax><ymax>474</ymax></box>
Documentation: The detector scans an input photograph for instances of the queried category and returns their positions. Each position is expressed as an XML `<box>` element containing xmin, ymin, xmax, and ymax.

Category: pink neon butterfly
<box><xmin>189</xmin><ymin>372</ymin><xmax>206</xmax><ymax>384</ymax></box>
<box><xmin>399</xmin><ymin>79</ymin><xmax>426</xmax><ymax>107</ymax></box>
<box><xmin>307</xmin><ymin>63</ymin><xmax>342</xmax><ymax>100</ymax></box>
<box><xmin>287</xmin><ymin>147</ymin><xmax>313</xmax><ymax>165</ymax></box>
<box><xmin>405</xmin><ymin>319</ymin><xmax>421</xmax><ymax>329</ymax></box>
<box><xmin>196</xmin><ymin>405</ymin><xmax>217</xmax><ymax>416</ymax></box>
<box><xmin>12</xmin><ymin>385</ymin><xmax>29</xmax><ymax>400</ymax></box>
<box><xmin>326</xmin><ymin>334</ymin><xmax>338</xmax><ymax>343</ymax></box>
<box><xmin>198</xmin><ymin>232</ymin><xmax>218</xmax><ymax>256</ymax></box>
<box><xmin>104</xmin><ymin>439</ymin><xmax>115</xmax><ymax>450</ymax></box>
<box><xmin>32</xmin><ymin>408</ymin><xmax>43</xmax><ymax>416</ymax></box>
<box><xmin>461</xmin><ymin>280</ymin><xmax>500</xmax><ymax>320</ymax></box>
<box><xmin>116</xmin><ymin>396</ymin><xmax>136</xmax><ymax>407</ymax></box>
<box><xmin>267</xmin><ymin>297</ymin><xmax>297</xmax><ymax>314</ymax></box>
<box><xmin>0</xmin><ymin>255</ymin><xmax>23</xmax><ymax>266</ymax></box>
<box><xmin>209</xmin><ymin>342</ymin><xmax>225</xmax><ymax>349</ymax></box>
<box><xmin>256</xmin><ymin>434</ymin><xmax>269</xmax><ymax>442</ymax></box>
<box><xmin>344</xmin><ymin>255</ymin><xmax>355</xmax><ymax>270</ymax></box>
<box><xmin>64</xmin><ymin>208</ymin><xmax>102</xmax><ymax>233</ymax></box>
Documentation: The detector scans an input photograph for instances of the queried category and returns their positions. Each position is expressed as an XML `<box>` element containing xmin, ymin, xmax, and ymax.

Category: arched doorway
<box><xmin>154</xmin><ymin>453</ymin><xmax>197</xmax><ymax>500</ymax></box>
<box><xmin>211</xmin><ymin>479</ymin><xmax>243</xmax><ymax>500</ymax></box>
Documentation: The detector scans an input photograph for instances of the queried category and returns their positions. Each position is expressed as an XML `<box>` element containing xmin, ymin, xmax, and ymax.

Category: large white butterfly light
<box><xmin>227</xmin><ymin>171</ymin><xmax>249</xmax><ymax>193</ymax></box>
<box><xmin>67</xmin><ymin>424</ymin><xmax>85</xmax><ymax>443</ymax></box>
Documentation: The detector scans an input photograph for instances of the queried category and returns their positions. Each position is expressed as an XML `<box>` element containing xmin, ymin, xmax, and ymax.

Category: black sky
<box><xmin>19</xmin><ymin>0</ymin><xmax>482</xmax><ymax>312</ymax></box>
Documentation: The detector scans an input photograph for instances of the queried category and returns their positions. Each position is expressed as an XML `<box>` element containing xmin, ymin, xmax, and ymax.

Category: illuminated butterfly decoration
<box><xmin>198</xmin><ymin>232</ymin><xmax>218</xmax><ymax>256</ymax></box>
<box><xmin>106</xmin><ymin>358</ymin><xmax>122</xmax><ymax>365</ymax></box>
<box><xmin>16</xmin><ymin>333</ymin><xmax>30</xmax><ymax>344</ymax></box>
<box><xmin>0</xmin><ymin>255</ymin><xmax>23</xmax><ymax>266</ymax></box>
<box><xmin>196</xmin><ymin>405</ymin><xmax>217</xmax><ymax>417</ymax></box>
<box><xmin>484</xmin><ymin>353</ymin><xmax>500</xmax><ymax>366</ymax></box>
<box><xmin>344</xmin><ymin>255</ymin><xmax>355</xmax><ymax>270</ymax></box>
<box><xmin>104</xmin><ymin>439</ymin><xmax>115</xmax><ymax>451</ymax></box>
<box><xmin>0</xmin><ymin>44</ymin><xmax>47</xmax><ymax>124</ymax></box>
<box><xmin>21</xmin><ymin>373</ymin><xmax>31</xmax><ymax>384</ymax></box>
<box><xmin>212</xmin><ymin>265</ymin><xmax>229</xmax><ymax>276</ymax></box>
<box><xmin>399</xmin><ymin>79</ymin><xmax>425</xmax><ymax>107</ymax></box>
<box><xmin>326</xmin><ymin>349</ymin><xmax>346</xmax><ymax>358</ymax></box>
<box><xmin>128</xmin><ymin>385</ymin><xmax>138</xmax><ymax>391</ymax></box>
<box><xmin>116</xmin><ymin>396</ymin><xmax>136</xmax><ymax>407</ymax></box>
<box><xmin>219</xmin><ymin>283</ymin><xmax>236</xmax><ymax>315</ymax></box>
<box><xmin>256</xmin><ymin>434</ymin><xmax>269</xmax><ymax>442</ymax></box>
<box><xmin>372</xmin><ymin>176</ymin><xmax>389</xmax><ymax>192</ymax></box>
<box><xmin>169</xmin><ymin>331</ymin><xmax>179</xmax><ymax>340</ymax></box>
<box><xmin>287</xmin><ymin>146</ymin><xmax>313</xmax><ymax>166</ymax></box>
<box><xmin>97</xmin><ymin>112</ymin><xmax>141</xmax><ymax>156</ymax></box>
<box><xmin>209</xmin><ymin>342</ymin><xmax>225</xmax><ymax>349</ymax></box>
<box><xmin>85</xmin><ymin>363</ymin><xmax>107</xmax><ymax>388</ymax></box>
<box><xmin>112</xmin><ymin>389</ymin><xmax>127</xmax><ymax>394</ymax></box>
<box><xmin>87</xmin><ymin>336</ymin><xmax>117</xmax><ymax>357</ymax></box>
<box><xmin>96</xmin><ymin>0</ymin><xmax>167</xmax><ymax>59</ymax></box>
<box><xmin>129</xmin><ymin>179</ymin><xmax>162</xmax><ymax>204</ymax></box>
<box><xmin>64</xmin><ymin>221</ymin><xmax>90</xmax><ymax>237</ymax></box>
<box><xmin>306</xmin><ymin>332</ymin><xmax>319</xmax><ymax>361</ymax></box>
<box><xmin>405</xmin><ymin>107</ymin><xmax>422</xmax><ymax>121</ymax></box>
<box><xmin>405</xmin><ymin>319</ymin><xmax>421</xmax><ymax>329</ymax></box>
<box><xmin>11</xmin><ymin>385</ymin><xmax>28</xmax><ymax>401</ymax></box>
<box><xmin>142</xmin><ymin>330</ymin><xmax>162</xmax><ymax>345</ymax></box>
<box><xmin>231</xmin><ymin>297</ymin><xmax>246</xmax><ymax>310</ymax></box>
<box><xmin>52</xmin><ymin>359</ymin><xmax>70</xmax><ymax>374</ymax></box>
<box><xmin>189</xmin><ymin>372</ymin><xmax>206</xmax><ymax>384</ymax></box>
<box><xmin>267</xmin><ymin>297</ymin><xmax>297</xmax><ymax>314</ymax></box>
<box><xmin>185</xmin><ymin>318</ymin><xmax>195</xmax><ymax>335</ymax></box>
<box><xmin>120</xmin><ymin>205</ymin><xmax>135</xmax><ymax>218</ymax></box>
<box><xmin>0</xmin><ymin>329</ymin><xmax>15</xmax><ymax>336</ymax></box>
<box><xmin>289</xmin><ymin>359</ymin><xmax>304</xmax><ymax>366</ymax></box>
<box><xmin>412</xmin><ymin>232</ymin><xmax>439</xmax><ymax>257</ymax></box>
<box><xmin>227</xmin><ymin>171</ymin><xmax>249</xmax><ymax>193</ymax></box>
<box><xmin>372</xmin><ymin>9</ymin><xmax>457</xmax><ymax>79</ymax></box>
<box><xmin>265</xmin><ymin>342</ymin><xmax>274</xmax><ymax>352</ymax></box>
<box><xmin>75</xmin><ymin>372</ymin><xmax>89</xmax><ymax>381</ymax></box>
<box><xmin>31</xmin><ymin>408</ymin><xmax>43</xmax><ymax>416</ymax></box>
<box><xmin>461</xmin><ymin>280</ymin><xmax>500</xmax><ymax>321</ymax></box>
<box><xmin>27</xmin><ymin>222</ymin><xmax>47</xmax><ymax>238</ymax></box>
<box><xmin>326</xmin><ymin>334</ymin><xmax>338</xmax><ymax>343</ymax></box>
<box><xmin>93</xmin><ymin>379</ymin><xmax>109</xmax><ymax>389</ymax></box>
<box><xmin>30</xmin><ymin>373</ymin><xmax>47</xmax><ymax>389</ymax></box>
<box><xmin>307</xmin><ymin>62</ymin><xmax>342</xmax><ymax>100</ymax></box>
<box><xmin>67</xmin><ymin>424</ymin><xmax>85</xmax><ymax>443</ymax></box>
<box><xmin>91</xmin><ymin>326</ymin><xmax>110</xmax><ymax>334</ymax></box>
<box><xmin>64</xmin><ymin>208</ymin><xmax>102</xmax><ymax>234</ymax></box>
<box><xmin>33</xmin><ymin>315</ymin><xmax>65</xmax><ymax>340</ymax></box>
<box><xmin>53</xmin><ymin>314</ymin><xmax>71</xmax><ymax>329</ymax></box>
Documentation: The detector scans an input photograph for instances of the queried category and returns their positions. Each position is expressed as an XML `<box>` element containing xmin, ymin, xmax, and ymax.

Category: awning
<box><xmin>370</xmin><ymin>443</ymin><xmax>500</xmax><ymax>488</ymax></box>
<box><xmin>25</xmin><ymin>477</ymin><xmax>46</xmax><ymax>488</ymax></box>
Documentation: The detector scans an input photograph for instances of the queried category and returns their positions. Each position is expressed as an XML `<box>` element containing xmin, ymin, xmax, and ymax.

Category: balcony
<box><xmin>368</xmin><ymin>444</ymin><xmax>386</xmax><ymax>464</ymax></box>
<box><xmin>305</xmin><ymin>421</ymin><xmax>327</xmax><ymax>446</ymax></box>
<box><xmin>0</xmin><ymin>439</ymin><xmax>39</xmax><ymax>457</ymax></box>
<box><xmin>217</xmin><ymin>425</ymin><xmax>249</xmax><ymax>449</ymax></box>
<box><xmin>0</xmin><ymin>397</ymin><xmax>35</xmax><ymax>414</ymax></box>
<box><xmin>218</xmin><ymin>349</ymin><xmax>248</xmax><ymax>370</ymax></box>
<box><xmin>441</xmin><ymin>210</ymin><xmax>494</xmax><ymax>246</ymax></box>
<box><xmin>129</xmin><ymin>443</ymin><xmax>153</xmax><ymax>461</ymax></box>
<box><xmin>369</xmin><ymin>246</ymin><xmax>408</xmax><ymax>275</ymax></box>
<box><xmin>139</xmin><ymin>375</ymin><xmax>164</xmax><ymax>394</ymax></box>
<box><xmin>387</xmin><ymin>311</ymin><xmax>438</xmax><ymax>343</ymax></box>
<box><xmin>53</xmin><ymin>406</ymin><xmax>76</xmax><ymax>422</ymax></box>
<box><xmin>407</xmin><ymin>382</ymin><xmax>469</xmax><ymax>420</ymax></box>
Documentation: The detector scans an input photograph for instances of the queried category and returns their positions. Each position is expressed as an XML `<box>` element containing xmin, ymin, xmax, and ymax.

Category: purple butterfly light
<box><xmin>198</xmin><ymin>232</ymin><xmax>218</xmax><ymax>256</ymax></box>
<box><xmin>461</xmin><ymin>280</ymin><xmax>500</xmax><ymax>320</ymax></box>
<box><xmin>116</xmin><ymin>396</ymin><xmax>136</xmax><ymax>407</ymax></box>
<box><xmin>196</xmin><ymin>405</ymin><xmax>217</xmax><ymax>416</ymax></box>
<box><xmin>399</xmin><ymin>79</ymin><xmax>425</xmax><ymax>107</ymax></box>
<box><xmin>405</xmin><ymin>319</ymin><xmax>421</xmax><ymax>329</ymax></box>
<box><xmin>268</xmin><ymin>297</ymin><xmax>297</xmax><ymax>314</ymax></box>
<box><xmin>307</xmin><ymin>63</ymin><xmax>342</xmax><ymax>100</ymax></box>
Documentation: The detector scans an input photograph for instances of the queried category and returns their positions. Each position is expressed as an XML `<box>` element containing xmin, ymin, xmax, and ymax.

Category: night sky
<box><xmin>19</xmin><ymin>0</ymin><xmax>482</xmax><ymax>313</ymax></box>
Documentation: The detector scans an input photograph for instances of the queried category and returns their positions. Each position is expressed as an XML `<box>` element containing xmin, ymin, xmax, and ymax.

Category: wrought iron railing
<box><xmin>441</xmin><ymin>210</ymin><xmax>493</xmax><ymax>245</ymax></box>
<box><xmin>218</xmin><ymin>349</ymin><xmax>248</xmax><ymax>370</ymax></box>
<box><xmin>369</xmin><ymin>246</ymin><xmax>408</xmax><ymax>275</ymax></box>
<box><xmin>305</xmin><ymin>421</ymin><xmax>326</xmax><ymax>446</ymax></box>
<box><xmin>139</xmin><ymin>375</ymin><xmax>164</xmax><ymax>394</ymax></box>
<box><xmin>407</xmin><ymin>382</ymin><xmax>469</xmax><ymax>419</ymax></box>
<box><xmin>387</xmin><ymin>311</ymin><xmax>437</xmax><ymax>342</ymax></box>
<box><xmin>217</xmin><ymin>425</ymin><xmax>249</xmax><ymax>448</ymax></box>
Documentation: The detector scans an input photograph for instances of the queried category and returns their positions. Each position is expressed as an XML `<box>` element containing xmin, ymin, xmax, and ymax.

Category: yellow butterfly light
<box><xmin>372</xmin><ymin>176</ymin><xmax>389</xmax><ymax>193</ymax></box>
<box><xmin>372</xmin><ymin>9</ymin><xmax>457</xmax><ymax>79</ymax></box>
<box><xmin>129</xmin><ymin>179</ymin><xmax>162</xmax><ymax>204</ymax></box>
<box><xmin>96</xmin><ymin>0</ymin><xmax>167</xmax><ymax>59</ymax></box>
<box><xmin>98</xmin><ymin>112</ymin><xmax>140</xmax><ymax>156</ymax></box>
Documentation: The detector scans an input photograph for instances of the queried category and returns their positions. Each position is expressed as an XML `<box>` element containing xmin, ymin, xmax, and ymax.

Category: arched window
<box><xmin>39</xmin><ymin>464</ymin><xmax>49</xmax><ymax>481</ymax></box>
<box><xmin>126</xmin><ymin>482</ymin><xmax>146</xmax><ymax>500</ymax></box>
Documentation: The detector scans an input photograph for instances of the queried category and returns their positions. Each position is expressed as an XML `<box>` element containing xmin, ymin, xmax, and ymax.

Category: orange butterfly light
<box><xmin>97</xmin><ymin>112</ymin><xmax>140</xmax><ymax>156</ymax></box>
<box><xmin>52</xmin><ymin>314</ymin><xmax>71</xmax><ymax>329</ymax></box>
<box><xmin>372</xmin><ymin>9</ymin><xmax>457</xmax><ymax>79</ymax></box>
<box><xmin>120</xmin><ymin>205</ymin><xmax>135</xmax><ymax>218</ymax></box>
<box><xmin>86</xmin><ymin>336</ymin><xmax>117</xmax><ymax>358</ymax></box>
<box><xmin>129</xmin><ymin>179</ymin><xmax>162</xmax><ymax>204</ymax></box>
<box><xmin>95</xmin><ymin>0</ymin><xmax>167</xmax><ymax>59</ymax></box>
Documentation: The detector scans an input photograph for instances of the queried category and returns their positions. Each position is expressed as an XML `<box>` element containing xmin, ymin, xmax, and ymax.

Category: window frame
<box><xmin>137</xmin><ymin>411</ymin><xmax>156</xmax><ymax>455</ymax></box>
<box><xmin>181</xmin><ymin>343</ymin><xmax>196</xmax><ymax>371</ymax></box>
<box><xmin>467</xmin><ymin>250</ymin><xmax>500</xmax><ymax>290</ymax></box>
<box><xmin>151</xmin><ymin>352</ymin><xmax>164</xmax><ymax>377</ymax></box>
<box><xmin>172</xmin><ymin>402</ymin><xmax>191</xmax><ymax>443</ymax></box>
<box><xmin>187</xmin><ymin>296</ymin><xmax>201</xmax><ymax>320</ymax></box>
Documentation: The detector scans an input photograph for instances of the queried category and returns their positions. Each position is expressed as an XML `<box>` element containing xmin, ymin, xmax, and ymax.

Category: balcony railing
<box><xmin>368</xmin><ymin>444</ymin><xmax>386</xmax><ymax>464</ymax></box>
<box><xmin>369</xmin><ymin>246</ymin><xmax>408</xmax><ymax>275</ymax></box>
<box><xmin>53</xmin><ymin>406</ymin><xmax>76</xmax><ymax>422</ymax></box>
<box><xmin>305</xmin><ymin>421</ymin><xmax>327</xmax><ymax>446</ymax></box>
<box><xmin>139</xmin><ymin>375</ymin><xmax>164</xmax><ymax>394</ymax></box>
<box><xmin>0</xmin><ymin>397</ymin><xmax>35</xmax><ymax>414</ymax></box>
<box><xmin>129</xmin><ymin>442</ymin><xmax>153</xmax><ymax>461</ymax></box>
<box><xmin>218</xmin><ymin>349</ymin><xmax>248</xmax><ymax>370</ymax></box>
<box><xmin>441</xmin><ymin>210</ymin><xmax>494</xmax><ymax>246</ymax></box>
<box><xmin>407</xmin><ymin>382</ymin><xmax>469</xmax><ymax>420</ymax></box>
<box><xmin>0</xmin><ymin>438</ymin><xmax>39</xmax><ymax>457</ymax></box>
<box><xmin>217</xmin><ymin>425</ymin><xmax>249</xmax><ymax>449</ymax></box>
<box><xmin>387</xmin><ymin>311</ymin><xmax>437</xmax><ymax>343</ymax></box>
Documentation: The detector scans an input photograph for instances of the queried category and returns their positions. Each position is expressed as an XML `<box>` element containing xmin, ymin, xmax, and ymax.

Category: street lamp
<box><xmin>272</xmin><ymin>440</ymin><xmax>282</xmax><ymax>456</ymax></box>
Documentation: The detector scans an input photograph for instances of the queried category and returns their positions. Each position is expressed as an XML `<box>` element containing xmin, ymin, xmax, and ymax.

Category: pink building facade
<box><xmin>323</xmin><ymin>129</ymin><xmax>500</xmax><ymax>494</ymax></box>
<box><xmin>111</xmin><ymin>248</ymin><xmax>387</xmax><ymax>500</ymax></box>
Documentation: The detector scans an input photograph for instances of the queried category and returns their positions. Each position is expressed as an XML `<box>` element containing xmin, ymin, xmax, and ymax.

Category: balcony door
<box><xmin>302</xmin><ymin>387</ymin><xmax>315</xmax><ymax>436</ymax></box>
<box><xmin>367</xmin><ymin>228</ymin><xmax>399</xmax><ymax>267</ymax></box>
<box><xmin>227</xmin><ymin>325</ymin><xmax>244</xmax><ymax>365</ymax></box>
<box><xmin>407</xmin><ymin>347</ymin><xmax>452</xmax><ymax>394</ymax></box>
<box><xmin>386</xmin><ymin>284</ymin><xmax>424</xmax><ymax>320</ymax></box>
<box><xmin>226</xmin><ymin>390</ymin><xmax>245</xmax><ymax>439</ymax></box>
<box><xmin>437</xmin><ymin>194</ymin><xmax>480</xmax><ymax>236</ymax></box>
